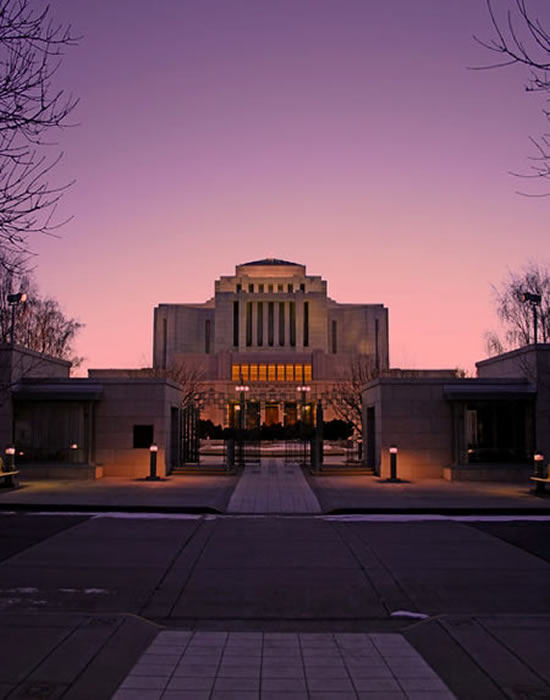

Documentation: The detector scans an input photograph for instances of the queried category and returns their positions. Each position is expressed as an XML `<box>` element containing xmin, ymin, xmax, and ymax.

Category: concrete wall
<box><xmin>363</xmin><ymin>379</ymin><xmax>454</xmax><ymax>479</ymax></box>
<box><xmin>94</xmin><ymin>378</ymin><xmax>183</xmax><ymax>478</ymax></box>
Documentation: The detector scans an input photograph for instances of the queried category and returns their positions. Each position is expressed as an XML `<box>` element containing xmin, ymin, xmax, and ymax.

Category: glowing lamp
<box><xmin>389</xmin><ymin>446</ymin><xmax>398</xmax><ymax>454</ymax></box>
<box><xmin>5</xmin><ymin>447</ymin><xmax>15</xmax><ymax>456</ymax></box>
<box><xmin>149</xmin><ymin>443</ymin><xmax>158</xmax><ymax>453</ymax></box>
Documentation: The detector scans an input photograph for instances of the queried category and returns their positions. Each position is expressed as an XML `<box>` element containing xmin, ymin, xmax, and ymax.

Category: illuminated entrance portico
<box><xmin>153</xmin><ymin>258</ymin><xmax>389</xmax><ymax>428</ymax></box>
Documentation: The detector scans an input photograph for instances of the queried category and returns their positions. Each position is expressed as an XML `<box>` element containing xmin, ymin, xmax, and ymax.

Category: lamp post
<box><xmin>297</xmin><ymin>385</ymin><xmax>311</xmax><ymax>465</ymax></box>
<box><xmin>522</xmin><ymin>292</ymin><xmax>542</xmax><ymax>345</ymax></box>
<box><xmin>7</xmin><ymin>292</ymin><xmax>27</xmax><ymax>346</ymax></box>
<box><xmin>146</xmin><ymin>443</ymin><xmax>160</xmax><ymax>480</ymax></box>
<box><xmin>235</xmin><ymin>384</ymin><xmax>249</xmax><ymax>467</ymax></box>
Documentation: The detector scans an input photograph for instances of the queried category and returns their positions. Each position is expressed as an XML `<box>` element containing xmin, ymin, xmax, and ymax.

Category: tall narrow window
<box><xmin>288</xmin><ymin>283</ymin><xmax>293</xmax><ymax>293</ymax></box>
<box><xmin>162</xmin><ymin>318</ymin><xmax>167</xmax><ymax>369</ymax></box>
<box><xmin>375</xmin><ymin>318</ymin><xmax>380</xmax><ymax>370</ymax></box>
<box><xmin>331</xmin><ymin>320</ymin><xmax>337</xmax><ymax>354</ymax></box>
<box><xmin>248</xmin><ymin>283</ymin><xmax>254</xmax><ymax>293</ymax></box>
<box><xmin>300</xmin><ymin>283</ymin><xmax>305</xmax><ymax>292</ymax></box>
<box><xmin>257</xmin><ymin>302</ymin><xmax>263</xmax><ymax>346</ymax></box>
<box><xmin>236</xmin><ymin>283</ymin><xmax>241</xmax><ymax>293</ymax></box>
<box><xmin>259</xmin><ymin>283</ymin><xmax>264</xmax><ymax>293</ymax></box>
<box><xmin>303</xmin><ymin>301</ymin><xmax>309</xmax><ymax>347</ymax></box>
<box><xmin>246</xmin><ymin>302</ymin><xmax>253</xmax><ymax>346</ymax></box>
<box><xmin>268</xmin><ymin>284</ymin><xmax>273</xmax><ymax>292</ymax></box>
<box><xmin>205</xmin><ymin>319</ymin><xmax>211</xmax><ymax>354</ymax></box>
<box><xmin>233</xmin><ymin>301</ymin><xmax>239</xmax><ymax>347</ymax></box>
<box><xmin>278</xmin><ymin>302</ymin><xmax>285</xmax><ymax>346</ymax></box>
<box><xmin>289</xmin><ymin>302</ymin><xmax>296</xmax><ymax>347</ymax></box>
<box><xmin>268</xmin><ymin>302</ymin><xmax>274</xmax><ymax>346</ymax></box>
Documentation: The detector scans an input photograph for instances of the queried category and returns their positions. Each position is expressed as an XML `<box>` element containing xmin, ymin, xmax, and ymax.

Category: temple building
<box><xmin>152</xmin><ymin>258</ymin><xmax>389</xmax><ymax>427</ymax></box>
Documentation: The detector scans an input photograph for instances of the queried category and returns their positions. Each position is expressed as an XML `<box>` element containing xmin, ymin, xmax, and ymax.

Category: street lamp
<box><xmin>522</xmin><ymin>292</ymin><xmax>542</xmax><ymax>345</ymax></box>
<box><xmin>235</xmin><ymin>384</ymin><xmax>249</xmax><ymax>466</ymax></box>
<box><xmin>7</xmin><ymin>292</ymin><xmax>27</xmax><ymax>346</ymax></box>
<box><xmin>296</xmin><ymin>385</ymin><xmax>311</xmax><ymax>465</ymax></box>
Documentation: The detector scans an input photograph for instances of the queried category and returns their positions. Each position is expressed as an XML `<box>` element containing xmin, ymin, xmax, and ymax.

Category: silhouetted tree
<box><xmin>132</xmin><ymin>362</ymin><xmax>205</xmax><ymax>409</ymax></box>
<box><xmin>0</xmin><ymin>0</ymin><xmax>78</xmax><ymax>265</ymax></box>
<box><xmin>0</xmin><ymin>254</ymin><xmax>82</xmax><ymax>364</ymax></box>
<box><xmin>485</xmin><ymin>261</ymin><xmax>550</xmax><ymax>354</ymax></box>
<box><xmin>327</xmin><ymin>356</ymin><xmax>378</xmax><ymax>436</ymax></box>
<box><xmin>477</xmin><ymin>1</ymin><xmax>550</xmax><ymax>186</ymax></box>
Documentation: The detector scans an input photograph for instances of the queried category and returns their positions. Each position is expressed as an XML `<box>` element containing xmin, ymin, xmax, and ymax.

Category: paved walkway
<box><xmin>112</xmin><ymin>630</ymin><xmax>455</xmax><ymax>699</ymax></box>
<box><xmin>227</xmin><ymin>460</ymin><xmax>321</xmax><ymax>514</ymax></box>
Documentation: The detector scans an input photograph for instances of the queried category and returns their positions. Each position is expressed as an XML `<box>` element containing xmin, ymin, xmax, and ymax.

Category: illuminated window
<box><xmin>277</xmin><ymin>364</ymin><xmax>285</xmax><ymax>381</ymax></box>
<box><xmin>250</xmin><ymin>364</ymin><xmax>258</xmax><ymax>381</ymax></box>
<box><xmin>295</xmin><ymin>364</ymin><xmax>303</xmax><ymax>382</ymax></box>
<box><xmin>231</xmin><ymin>364</ymin><xmax>240</xmax><ymax>381</ymax></box>
<box><xmin>304</xmin><ymin>364</ymin><xmax>312</xmax><ymax>382</ymax></box>
<box><xmin>241</xmin><ymin>364</ymin><xmax>249</xmax><ymax>381</ymax></box>
<box><xmin>268</xmin><ymin>364</ymin><xmax>276</xmax><ymax>381</ymax></box>
<box><xmin>286</xmin><ymin>364</ymin><xmax>294</xmax><ymax>381</ymax></box>
<box><xmin>259</xmin><ymin>364</ymin><xmax>267</xmax><ymax>381</ymax></box>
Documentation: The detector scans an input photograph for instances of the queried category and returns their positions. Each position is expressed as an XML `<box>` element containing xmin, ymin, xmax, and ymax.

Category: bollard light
<box><xmin>146</xmin><ymin>443</ymin><xmax>160</xmax><ymax>481</ymax></box>
<box><xmin>534</xmin><ymin>452</ymin><xmax>545</xmax><ymax>478</ymax></box>
<box><xmin>388</xmin><ymin>445</ymin><xmax>399</xmax><ymax>482</ymax></box>
<box><xmin>5</xmin><ymin>446</ymin><xmax>15</xmax><ymax>472</ymax></box>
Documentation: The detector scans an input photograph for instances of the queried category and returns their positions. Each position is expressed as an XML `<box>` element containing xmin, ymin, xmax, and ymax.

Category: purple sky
<box><xmin>29</xmin><ymin>0</ymin><xmax>550</xmax><ymax>374</ymax></box>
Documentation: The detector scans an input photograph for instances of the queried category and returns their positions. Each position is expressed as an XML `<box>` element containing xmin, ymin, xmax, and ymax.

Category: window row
<box><xmin>236</xmin><ymin>282</ymin><xmax>306</xmax><ymax>293</ymax></box>
<box><xmin>232</xmin><ymin>363</ymin><xmax>312</xmax><ymax>383</ymax></box>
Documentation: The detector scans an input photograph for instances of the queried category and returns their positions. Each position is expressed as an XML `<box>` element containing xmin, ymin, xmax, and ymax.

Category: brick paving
<box><xmin>112</xmin><ymin>631</ymin><xmax>455</xmax><ymax>699</ymax></box>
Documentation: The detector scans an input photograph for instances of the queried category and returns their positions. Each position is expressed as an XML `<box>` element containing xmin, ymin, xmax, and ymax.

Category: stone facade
<box><xmin>153</xmin><ymin>259</ymin><xmax>389</xmax><ymax>427</ymax></box>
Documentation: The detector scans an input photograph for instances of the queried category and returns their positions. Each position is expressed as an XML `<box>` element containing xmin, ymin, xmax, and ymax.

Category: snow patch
<box><xmin>390</xmin><ymin>610</ymin><xmax>429</xmax><ymax>619</ymax></box>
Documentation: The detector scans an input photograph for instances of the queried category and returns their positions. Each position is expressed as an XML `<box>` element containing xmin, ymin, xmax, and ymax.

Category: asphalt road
<box><xmin>1</xmin><ymin>513</ymin><xmax>549</xmax><ymax>624</ymax></box>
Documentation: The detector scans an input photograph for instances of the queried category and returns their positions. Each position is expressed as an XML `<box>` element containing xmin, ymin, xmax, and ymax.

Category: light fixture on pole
<box><xmin>7</xmin><ymin>292</ymin><xmax>27</xmax><ymax>346</ymax></box>
<box><xmin>296</xmin><ymin>385</ymin><xmax>311</xmax><ymax>465</ymax></box>
<box><xmin>522</xmin><ymin>292</ymin><xmax>542</xmax><ymax>345</ymax></box>
<box><xmin>235</xmin><ymin>384</ymin><xmax>249</xmax><ymax>466</ymax></box>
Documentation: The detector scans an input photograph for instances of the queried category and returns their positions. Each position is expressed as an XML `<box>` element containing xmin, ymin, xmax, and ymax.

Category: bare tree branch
<box><xmin>0</xmin><ymin>0</ymin><xmax>78</xmax><ymax>265</ymax></box>
<box><xmin>486</xmin><ymin>261</ymin><xmax>550</xmax><ymax>353</ymax></box>
<box><xmin>476</xmin><ymin>1</ymin><xmax>550</xmax><ymax>188</ymax></box>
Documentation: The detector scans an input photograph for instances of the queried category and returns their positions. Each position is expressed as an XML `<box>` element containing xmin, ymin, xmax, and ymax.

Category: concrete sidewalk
<box><xmin>0</xmin><ymin>468</ymin><xmax>548</xmax><ymax>514</ymax></box>
<box><xmin>0</xmin><ymin>471</ymin><xmax>238</xmax><ymax>512</ymax></box>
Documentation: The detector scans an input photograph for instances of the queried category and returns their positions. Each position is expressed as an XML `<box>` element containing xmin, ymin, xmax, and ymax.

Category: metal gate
<box><xmin>180</xmin><ymin>402</ymin><xmax>200</xmax><ymax>463</ymax></box>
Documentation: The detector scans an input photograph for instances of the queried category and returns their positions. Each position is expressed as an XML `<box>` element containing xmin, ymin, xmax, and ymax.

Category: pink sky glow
<box><xmin>25</xmin><ymin>0</ymin><xmax>550</xmax><ymax>375</ymax></box>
